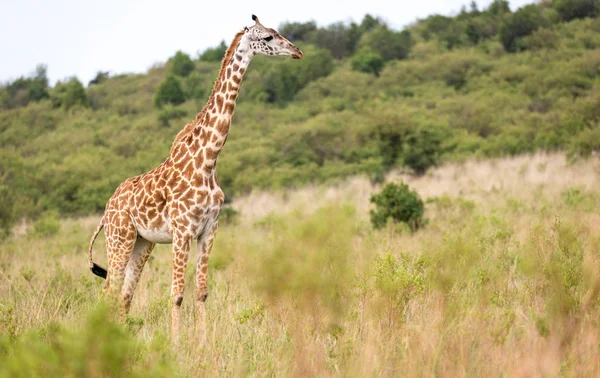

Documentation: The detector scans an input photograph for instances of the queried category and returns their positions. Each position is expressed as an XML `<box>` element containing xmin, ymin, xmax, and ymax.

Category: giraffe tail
<box><xmin>89</xmin><ymin>217</ymin><xmax>107</xmax><ymax>279</ymax></box>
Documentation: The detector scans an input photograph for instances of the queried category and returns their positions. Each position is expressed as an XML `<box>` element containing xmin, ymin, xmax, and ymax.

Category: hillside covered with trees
<box><xmin>1</xmin><ymin>0</ymin><xmax>600</xmax><ymax>235</ymax></box>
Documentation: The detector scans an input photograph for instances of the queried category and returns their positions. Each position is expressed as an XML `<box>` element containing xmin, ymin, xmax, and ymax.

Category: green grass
<box><xmin>1</xmin><ymin>153</ymin><xmax>599</xmax><ymax>377</ymax></box>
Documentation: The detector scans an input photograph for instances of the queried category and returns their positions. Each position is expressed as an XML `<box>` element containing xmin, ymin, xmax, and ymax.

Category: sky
<box><xmin>0</xmin><ymin>0</ymin><xmax>535</xmax><ymax>85</ymax></box>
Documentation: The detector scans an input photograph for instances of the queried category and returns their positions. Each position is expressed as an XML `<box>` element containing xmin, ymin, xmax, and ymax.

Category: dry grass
<box><xmin>1</xmin><ymin>153</ymin><xmax>600</xmax><ymax>377</ymax></box>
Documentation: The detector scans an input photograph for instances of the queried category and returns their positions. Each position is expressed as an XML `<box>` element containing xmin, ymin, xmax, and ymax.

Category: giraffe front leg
<box><xmin>196</xmin><ymin>221</ymin><xmax>218</xmax><ymax>345</ymax></box>
<box><xmin>171</xmin><ymin>233</ymin><xmax>191</xmax><ymax>343</ymax></box>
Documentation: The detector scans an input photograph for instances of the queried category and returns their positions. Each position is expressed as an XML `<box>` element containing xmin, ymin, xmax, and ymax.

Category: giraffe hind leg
<box><xmin>121</xmin><ymin>237</ymin><xmax>155</xmax><ymax>317</ymax></box>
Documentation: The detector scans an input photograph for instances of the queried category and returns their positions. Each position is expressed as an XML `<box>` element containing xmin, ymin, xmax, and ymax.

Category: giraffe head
<box><xmin>244</xmin><ymin>15</ymin><xmax>304</xmax><ymax>59</ymax></box>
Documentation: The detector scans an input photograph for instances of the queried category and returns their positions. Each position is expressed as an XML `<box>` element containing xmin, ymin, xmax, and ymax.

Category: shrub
<box><xmin>359</xmin><ymin>26</ymin><xmax>412</xmax><ymax>61</ymax></box>
<box><xmin>403</xmin><ymin>127</ymin><xmax>445</xmax><ymax>175</ymax></box>
<box><xmin>169</xmin><ymin>51</ymin><xmax>195</xmax><ymax>77</ymax></box>
<box><xmin>51</xmin><ymin>78</ymin><xmax>89</xmax><ymax>109</ymax></box>
<box><xmin>370</xmin><ymin>182</ymin><xmax>425</xmax><ymax>231</ymax></box>
<box><xmin>351</xmin><ymin>48</ymin><xmax>385</xmax><ymax>76</ymax></box>
<box><xmin>88</xmin><ymin>71</ymin><xmax>110</xmax><ymax>86</ymax></box>
<box><xmin>500</xmin><ymin>5</ymin><xmax>548</xmax><ymax>52</ymax></box>
<box><xmin>0</xmin><ymin>65</ymin><xmax>49</xmax><ymax>109</ymax></box>
<box><xmin>157</xmin><ymin>106</ymin><xmax>187</xmax><ymax>127</ymax></box>
<box><xmin>198</xmin><ymin>41</ymin><xmax>227</xmax><ymax>62</ymax></box>
<box><xmin>154</xmin><ymin>75</ymin><xmax>186</xmax><ymax>108</ymax></box>
<box><xmin>553</xmin><ymin>0</ymin><xmax>600</xmax><ymax>21</ymax></box>
<box><xmin>31</xmin><ymin>211</ymin><xmax>60</xmax><ymax>237</ymax></box>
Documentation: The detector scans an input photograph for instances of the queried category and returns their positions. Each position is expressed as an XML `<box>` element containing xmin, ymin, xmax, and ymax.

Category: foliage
<box><xmin>89</xmin><ymin>71</ymin><xmax>110</xmax><ymax>86</ymax></box>
<box><xmin>198</xmin><ymin>41</ymin><xmax>227</xmax><ymax>62</ymax></box>
<box><xmin>351</xmin><ymin>48</ymin><xmax>385</xmax><ymax>76</ymax></box>
<box><xmin>168</xmin><ymin>51</ymin><xmax>195</xmax><ymax>77</ymax></box>
<box><xmin>370</xmin><ymin>182</ymin><xmax>425</xmax><ymax>231</ymax></box>
<box><xmin>153</xmin><ymin>75</ymin><xmax>186</xmax><ymax>108</ymax></box>
<box><xmin>0</xmin><ymin>305</ymin><xmax>175</xmax><ymax>378</ymax></box>
<box><xmin>50</xmin><ymin>77</ymin><xmax>89</xmax><ymax>109</ymax></box>
<box><xmin>359</xmin><ymin>26</ymin><xmax>412</xmax><ymax>61</ymax></box>
<box><xmin>31</xmin><ymin>211</ymin><xmax>61</xmax><ymax>237</ymax></box>
<box><xmin>553</xmin><ymin>0</ymin><xmax>600</xmax><ymax>21</ymax></box>
<box><xmin>0</xmin><ymin>65</ymin><xmax>49</xmax><ymax>109</ymax></box>
<box><xmin>157</xmin><ymin>106</ymin><xmax>187</xmax><ymax>127</ymax></box>
<box><xmin>500</xmin><ymin>5</ymin><xmax>549</xmax><ymax>52</ymax></box>
<box><xmin>403</xmin><ymin>126</ymin><xmax>446</xmax><ymax>175</ymax></box>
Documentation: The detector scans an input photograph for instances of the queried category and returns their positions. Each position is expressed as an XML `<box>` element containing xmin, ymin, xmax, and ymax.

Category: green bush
<box><xmin>154</xmin><ymin>75</ymin><xmax>186</xmax><ymax>108</ymax></box>
<box><xmin>403</xmin><ymin>126</ymin><xmax>446</xmax><ymax>175</ymax></box>
<box><xmin>31</xmin><ymin>211</ymin><xmax>61</xmax><ymax>237</ymax></box>
<box><xmin>50</xmin><ymin>78</ymin><xmax>89</xmax><ymax>109</ymax></box>
<box><xmin>157</xmin><ymin>106</ymin><xmax>187</xmax><ymax>127</ymax></box>
<box><xmin>351</xmin><ymin>48</ymin><xmax>385</xmax><ymax>76</ymax></box>
<box><xmin>500</xmin><ymin>5</ymin><xmax>549</xmax><ymax>52</ymax></box>
<box><xmin>359</xmin><ymin>26</ymin><xmax>412</xmax><ymax>61</ymax></box>
<box><xmin>0</xmin><ymin>65</ymin><xmax>49</xmax><ymax>109</ymax></box>
<box><xmin>198</xmin><ymin>41</ymin><xmax>227</xmax><ymax>62</ymax></box>
<box><xmin>553</xmin><ymin>0</ymin><xmax>600</xmax><ymax>21</ymax></box>
<box><xmin>370</xmin><ymin>182</ymin><xmax>425</xmax><ymax>231</ymax></box>
<box><xmin>0</xmin><ymin>304</ymin><xmax>175</xmax><ymax>378</ymax></box>
<box><xmin>169</xmin><ymin>51</ymin><xmax>195</xmax><ymax>77</ymax></box>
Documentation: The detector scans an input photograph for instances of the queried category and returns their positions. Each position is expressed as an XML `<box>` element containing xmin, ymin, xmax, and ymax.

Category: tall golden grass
<box><xmin>1</xmin><ymin>153</ymin><xmax>599</xmax><ymax>377</ymax></box>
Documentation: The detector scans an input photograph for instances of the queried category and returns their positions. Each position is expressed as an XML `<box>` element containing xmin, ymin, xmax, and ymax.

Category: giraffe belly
<box><xmin>137</xmin><ymin>227</ymin><xmax>173</xmax><ymax>244</ymax></box>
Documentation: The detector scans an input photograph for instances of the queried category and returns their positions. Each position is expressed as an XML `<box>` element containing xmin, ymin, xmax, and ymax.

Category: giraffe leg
<box><xmin>104</xmin><ymin>215</ymin><xmax>137</xmax><ymax>319</ymax></box>
<box><xmin>121</xmin><ymin>237</ymin><xmax>155</xmax><ymax>319</ymax></box>
<box><xmin>196</xmin><ymin>221</ymin><xmax>218</xmax><ymax>345</ymax></box>
<box><xmin>171</xmin><ymin>233</ymin><xmax>191</xmax><ymax>343</ymax></box>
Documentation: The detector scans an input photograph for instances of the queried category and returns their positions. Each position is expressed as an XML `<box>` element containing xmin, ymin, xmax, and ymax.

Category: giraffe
<box><xmin>87</xmin><ymin>15</ymin><xmax>303</xmax><ymax>342</ymax></box>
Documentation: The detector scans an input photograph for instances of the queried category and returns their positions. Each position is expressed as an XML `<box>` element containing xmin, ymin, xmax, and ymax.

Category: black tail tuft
<box><xmin>91</xmin><ymin>263</ymin><xmax>107</xmax><ymax>279</ymax></box>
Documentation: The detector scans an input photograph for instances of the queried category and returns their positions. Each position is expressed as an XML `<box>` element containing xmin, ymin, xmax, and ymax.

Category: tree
<box><xmin>553</xmin><ymin>0</ymin><xmax>600</xmax><ymax>21</ymax></box>
<box><xmin>89</xmin><ymin>71</ymin><xmax>110</xmax><ymax>86</ymax></box>
<box><xmin>500</xmin><ymin>5</ymin><xmax>548</xmax><ymax>52</ymax></box>
<box><xmin>51</xmin><ymin>78</ymin><xmax>89</xmax><ymax>109</ymax></box>
<box><xmin>169</xmin><ymin>51</ymin><xmax>195</xmax><ymax>77</ymax></box>
<box><xmin>351</xmin><ymin>48</ymin><xmax>385</xmax><ymax>76</ymax></box>
<box><xmin>1</xmin><ymin>64</ymin><xmax>49</xmax><ymax>109</ymax></box>
<box><xmin>359</xmin><ymin>26</ymin><xmax>412</xmax><ymax>61</ymax></box>
<box><xmin>199</xmin><ymin>41</ymin><xmax>227</xmax><ymax>62</ymax></box>
<box><xmin>154</xmin><ymin>75</ymin><xmax>186</xmax><ymax>108</ymax></box>
<box><xmin>403</xmin><ymin>127</ymin><xmax>445</xmax><ymax>175</ymax></box>
<box><xmin>279</xmin><ymin>21</ymin><xmax>318</xmax><ymax>41</ymax></box>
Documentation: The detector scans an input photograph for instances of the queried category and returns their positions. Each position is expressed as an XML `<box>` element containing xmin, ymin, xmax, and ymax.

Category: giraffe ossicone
<box><xmin>87</xmin><ymin>15</ymin><xmax>303</xmax><ymax>342</ymax></box>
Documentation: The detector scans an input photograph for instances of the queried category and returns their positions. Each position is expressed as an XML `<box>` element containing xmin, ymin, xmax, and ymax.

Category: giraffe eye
<box><xmin>263</xmin><ymin>36</ymin><xmax>273</xmax><ymax>42</ymax></box>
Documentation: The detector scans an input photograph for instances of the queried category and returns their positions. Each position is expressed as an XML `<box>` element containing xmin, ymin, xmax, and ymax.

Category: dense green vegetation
<box><xmin>1</xmin><ymin>0</ymin><xmax>600</xmax><ymax>234</ymax></box>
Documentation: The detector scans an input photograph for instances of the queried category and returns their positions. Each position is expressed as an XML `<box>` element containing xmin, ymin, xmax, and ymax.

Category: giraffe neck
<box><xmin>168</xmin><ymin>31</ymin><xmax>253</xmax><ymax>177</ymax></box>
<box><xmin>178</xmin><ymin>31</ymin><xmax>253</xmax><ymax>175</ymax></box>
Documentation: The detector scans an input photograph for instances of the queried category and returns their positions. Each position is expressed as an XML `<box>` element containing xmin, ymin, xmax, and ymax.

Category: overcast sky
<box><xmin>0</xmin><ymin>0</ymin><xmax>535</xmax><ymax>85</ymax></box>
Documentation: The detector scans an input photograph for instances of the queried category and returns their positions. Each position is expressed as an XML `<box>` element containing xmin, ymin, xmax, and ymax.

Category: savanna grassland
<box><xmin>1</xmin><ymin>153</ymin><xmax>599</xmax><ymax>377</ymax></box>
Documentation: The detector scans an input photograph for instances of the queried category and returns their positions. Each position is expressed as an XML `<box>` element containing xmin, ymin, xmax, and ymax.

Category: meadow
<box><xmin>1</xmin><ymin>153</ymin><xmax>599</xmax><ymax>377</ymax></box>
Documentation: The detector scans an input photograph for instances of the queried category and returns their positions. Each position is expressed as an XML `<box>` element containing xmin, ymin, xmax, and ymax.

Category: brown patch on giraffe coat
<box><xmin>216</xmin><ymin>119</ymin><xmax>230</xmax><ymax>135</ymax></box>
<box><xmin>205</xmin><ymin>148</ymin><xmax>219</xmax><ymax>161</ymax></box>
<box><xmin>203</xmin><ymin>163</ymin><xmax>214</xmax><ymax>174</ymax></box>
<box><xmin>239</xmin><ymin>67</ymin><xmax>245</xmax><ymax>75</ymax></box>
<box><xmin>224</xmin><ymin>102</ymin><xmax>235</xmax><ymax>115</ymax></box>
<box><xmin>226</xmin><ymin>68</ymin><xmax>231</xmax><ymax>79</ymax></box>
<box><xmin>215</xmin><ymin>95</ymin><xmax>224</xmax><ymax>113</ymax></box>
<box><xmin>232</xmin><ymin>63</ymin><xmax>239</xmax><ymax>71</ymax></box>
<box><xmin>232</xmin><ymin>75</ymin><xmax>241</xmax><ymax>85</ymax></box>
<box><xmin>235</xmin><ymin>54</ymin><xmax>242</xmax><ymax>61</ymax></box>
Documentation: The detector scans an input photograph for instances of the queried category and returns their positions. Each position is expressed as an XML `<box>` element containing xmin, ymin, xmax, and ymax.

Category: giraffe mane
<box><xmin>170</xmin><ymin>30</ymin><xmax>245</xmax><ymax>154</ymax></box>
